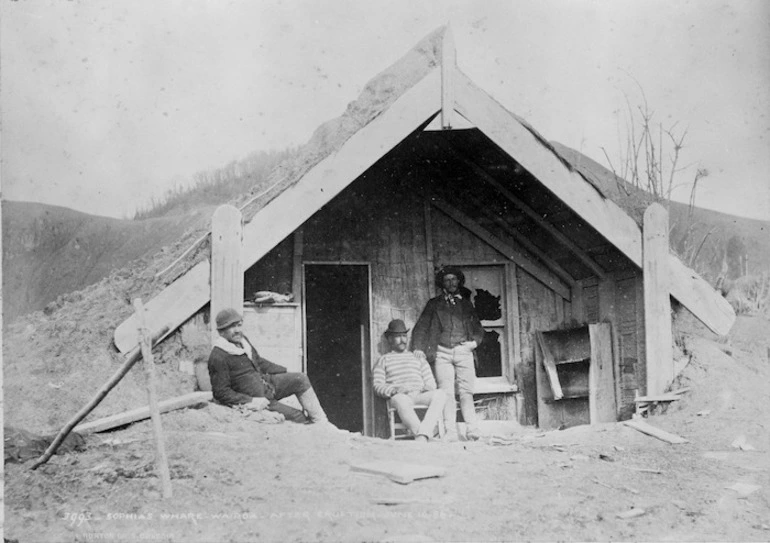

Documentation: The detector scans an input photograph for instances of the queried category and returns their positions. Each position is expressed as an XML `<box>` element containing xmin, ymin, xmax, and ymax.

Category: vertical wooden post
<box><xmin>211</xmin><ymin>205</ymin><xmax>243</xmax><ymax>343</ymax></box>
<box><xmin>423</xmin><ymin>198</ymin><xmax>435</xmax><ymax>294</ymax></box>
<box><xmin>134</xmin><ymin>298</ymin><xmax>172</xmax><ymax>499</ymax></box>
<box><xmin>572</xmin><ymin>280</ymin><xmax>586</xmax><ymax>324</ymax></box>
<box><xmin>643</xmin><ymin>203</ymin><xmax>673</xmax><ymax>396</ymax></box>
<box><xmin>441</xmin><ymin>24</ymin><xmax>455</xmax><ymax>129</ymax></box>
<box><xmin>588</xmin><ymin>323</ymin><xmax>617</xmax><ymax>423</ymax></box>
<box><xmin>292</xmin><ymin>229</ymin><xmax>304</xmax><ymax>371</ymax></box>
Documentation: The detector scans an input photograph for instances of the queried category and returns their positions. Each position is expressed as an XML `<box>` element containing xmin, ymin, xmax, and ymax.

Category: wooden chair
<box><xmin>387</xmin><ymin>399</ymin><xmax>445</xmax><ymax>440</ymax></box>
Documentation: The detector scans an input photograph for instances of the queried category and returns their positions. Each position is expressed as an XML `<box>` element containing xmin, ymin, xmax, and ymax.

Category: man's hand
<box><xmin>460</xmin><ymin>340</ymin><xmax>477</xmax><ymax>350</ymax></box>
<box><xmin>414</xmin><ymin>350</ymin><xmax>427</xmax><ymax>360</ymax></box>
<box><xmin>246</xmin><ymin>397</ymin><xmax>270</xmax><ymax>411</ymax></box>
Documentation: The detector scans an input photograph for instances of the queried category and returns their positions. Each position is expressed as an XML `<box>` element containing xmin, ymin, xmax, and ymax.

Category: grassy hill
<box><xmin>1</xmin><ymin>201</ymin><xmax>209</xmax><ymax>322</ymax></box>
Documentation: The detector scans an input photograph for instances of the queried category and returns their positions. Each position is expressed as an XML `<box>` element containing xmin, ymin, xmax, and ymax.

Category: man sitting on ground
<box><xmin>373</xmin><ymin>319</ymin><xmax>446</xmax><ymax>442</ymax></box>
<box><xmin>208</xmin><ymin>307</ymin><xmax>332</xmax><ymax>426</ymax></box>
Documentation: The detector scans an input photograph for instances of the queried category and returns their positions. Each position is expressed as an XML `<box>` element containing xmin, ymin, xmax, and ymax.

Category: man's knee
<box><xmin>431</xmin><ymin>389</ymin><xmax>447</xmax><ymax>403</ymax></box>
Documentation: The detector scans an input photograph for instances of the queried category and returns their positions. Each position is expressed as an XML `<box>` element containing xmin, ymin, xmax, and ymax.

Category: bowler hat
<box><xmin>215</xmin><ymin>308</ymin><xmax>243</xmax><ymax>330</ymax></box>
<box><xmin>384</xmin><ymin>319</ymin><xmax>409</xmax><ymax>335</ymax></box>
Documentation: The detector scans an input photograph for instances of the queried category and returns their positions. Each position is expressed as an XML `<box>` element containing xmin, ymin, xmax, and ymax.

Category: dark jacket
<box><xmin>412</xmin><ymin>295</ymin><xmax>485</xmax><ymax>363</ymax></box>
<box><xmin>208</xmin><ymin>340</ymin><xmax>287</xmax><ymax>406</ymax></box>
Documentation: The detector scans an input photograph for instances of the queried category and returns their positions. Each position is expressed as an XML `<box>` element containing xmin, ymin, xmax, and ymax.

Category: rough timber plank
<box><xmin>350</xmin><ymin>460</ymin><xmax>446</xmax><ymax>485</ymax></box>
<box><xmin>588</xmin><ymin>323</ymin><xmax>617</xmax><ymax>423</ymax></box>
<box><xmin>210</xmin><ymin>205</ymin><xmax>243</xmax><ymax>342</ymax></box>
<box><xmin>623</xmin><ymin>418</ymin><xmax>688</xmax><ymax>444</ymax></box>
<box><xmin>644</xmin><ymin>204</ymin><xmax>674</xmax><ymax>396</ymax></box>
<box><xmin>432</xmin><ymin>198</ymin><xmax>572</xmax><ymax>301</ymax></box>
<box><xmin>454</xmin><ymin>70</ymin><xmax>735</xmax><ymax>336</ymax></box>
<box><xmin>114</xmin><ymin>70</ymin><xmax>442</xmax><ymax>353</ymax></box>
<box><xmin>73</xmin><ymin>392</ymin><xmax>213</xmax><ymax>435</ymax></box>
<box><xmin>535</xmin><ymin>332</ymin><xmax>564</xmax><ymax>400</ymax></box>
<box><xmin>114</xmin><ymin>261</ymin><xmax>210</xmax><ymax>353</ymax></box>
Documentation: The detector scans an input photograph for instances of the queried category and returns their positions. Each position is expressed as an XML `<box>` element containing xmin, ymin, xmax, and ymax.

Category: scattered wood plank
<box><xmin>622</xmin><ymin>466</ymin><xmax>665</xmax><ymax>475</ymax></box>
<box><xmin>634</xmin><ymin>394</ymin><xmax>683</xmax><ymax>403</ymax></box>
<box><xmin>617</xmin><ymin>508</ymin><xmax>646</xmax><ymax>519</ymax></box>
<box><xmin>73</xmin><ymin>392</ymin><xmax>212</xmax><ymax>435</ymax></box>
<box><xmin>623</xmin><ymin>419</ymin><xmax>688</xmax><ymax>444</ymax></box>
<box><xmin>350</xmin><ymin>461</ymin><xmax>446</xmax><ymax>485</ymax></box>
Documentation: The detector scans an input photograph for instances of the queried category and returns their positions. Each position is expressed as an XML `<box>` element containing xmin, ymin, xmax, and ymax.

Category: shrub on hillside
<box><xmin>721</xmin><ymin>273</ymin><xmax>770</xmax><ymax>316</ymax></box>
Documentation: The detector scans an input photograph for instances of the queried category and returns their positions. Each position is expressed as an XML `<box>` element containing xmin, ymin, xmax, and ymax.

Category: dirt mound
<box><xmin>2</xmin><ymin>200</ymin><xmax>212</xmax><ymax>322</ymax></box>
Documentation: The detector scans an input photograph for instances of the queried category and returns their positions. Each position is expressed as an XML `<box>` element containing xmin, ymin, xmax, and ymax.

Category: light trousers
<box><xmin>435</xmin><ymin>344</ymin><xmax>478</xmax><ymax>433</ymax></box>
<box><xmin>390</xmin><ymin>389</ymin><xmax>447</xmax><ymax>438</ymax></box>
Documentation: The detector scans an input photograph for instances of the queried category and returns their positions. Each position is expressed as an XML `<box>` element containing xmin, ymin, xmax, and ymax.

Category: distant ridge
<box><xmin>1</xmin><ymin>200</ymin><xmax>210</xmax><ymax>322</ymax></box>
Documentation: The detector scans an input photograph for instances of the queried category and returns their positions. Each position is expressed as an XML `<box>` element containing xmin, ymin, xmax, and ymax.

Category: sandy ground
<box><xmin>4</xmin><ymin>315</ymin><xmax>769</xmax><ymax>543</ymax></box>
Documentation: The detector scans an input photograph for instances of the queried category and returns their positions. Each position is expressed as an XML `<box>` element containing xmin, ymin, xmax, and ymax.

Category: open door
<box><xmin>304</xmin><ymin>264</ymin><xmax>371</xmax><ymax>433</ymax></box>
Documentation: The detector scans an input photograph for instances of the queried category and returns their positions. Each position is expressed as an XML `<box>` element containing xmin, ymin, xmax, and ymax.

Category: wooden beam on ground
<box><xmin>445</xmin><ymin>143</ymin><xmax>607</xmax><ymax>279</ymax></box>
<box><xmin>73</xmin><ymin>392</ymin><xmax>213</xmax><ymax>435</ymax></box>
<box><xmin>30</xmin><ymin>326</ymin><xmax>170</xmax><ymax>470</ymax></box>
<box><xmin>350</xmin><ymin>460</ymin><xmax>447</xmax><ymax>485</ymax></box>
<box><xmin>135</xmin><ymin>298</ymin><xmax>173</xmax><ymax>499</ymax></box>
<box><xmin>114</xmin><ymin>69</ymin><xmax>443</xmax><ymax>354</ymax></box>
<box><xmin>210</xmin><ymin>205</ymin><xmax>243</xmax><ymax>343</ymax></box>
<box><xmin>643</xmin><ymin>204</ymin><xmax>674</xmax><ymax>396</ymax></box>
<box><xmin>431</xmin><ymin>198</ymin><xmax>572</xmax><ymax>301</ymax></box>
<box><xmin>454</xmin><ymin>69</ymin><xmax>734</xmax><ymax>336</ymax></box>
<box><xmin>623</xmin><ymin>418</ymin><xmax>688</xmax><ymax>444</ymax></box>
<box><xmin>440</xmin><ymin>24</ymin><xmax>455</xmax><ymax>129</ymax></box>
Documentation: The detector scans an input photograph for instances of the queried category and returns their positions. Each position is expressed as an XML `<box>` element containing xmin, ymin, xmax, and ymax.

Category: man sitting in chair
<box><xmin>373</xmin><ymin>319</ymin><xmax>446</xmax><ymax>442</ymax></box>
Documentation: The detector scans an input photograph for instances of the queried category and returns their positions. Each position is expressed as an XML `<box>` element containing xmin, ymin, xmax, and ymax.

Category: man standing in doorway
<box><xmin>413</xmin><ymin>267</ymin><xmax>484</xmax><ymax>441</ymax></box>
<box><xmin>373</xmin><ymin>319</ymin><xmax>446</xmax><ymax>442</ymax></box>
<box><xmin>208</xmin><ymin>308</ymin><xmax>334</xmax><ymax>427</ymax></box>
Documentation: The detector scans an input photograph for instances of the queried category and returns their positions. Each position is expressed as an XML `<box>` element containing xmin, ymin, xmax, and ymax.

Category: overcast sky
<box><xmin>2</xmin><ymin>1</ymin><xmax>769</xmax><ymax>220</ymax></box>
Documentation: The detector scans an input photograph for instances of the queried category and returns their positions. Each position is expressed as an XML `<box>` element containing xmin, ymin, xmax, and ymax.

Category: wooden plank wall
<box><xmin>613</xmin><ymin>270</ymin><xmax>645</xmax><ymax>419</ymax></box>
<box><xmin>516</xmin><ymin>268</ymin><xmax>570</xmax><ymax>426</ymax></box>
<box><xmin>302</xmin><ymin>177</ymin><xmax>432</xmax><ymax>437</ymax></box>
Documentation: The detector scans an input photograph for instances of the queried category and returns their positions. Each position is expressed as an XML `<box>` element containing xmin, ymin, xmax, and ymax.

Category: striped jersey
<box><xmin>373</xmin><ymin>351</ymin><xmax>437</xmax><ymax>398</ymax></box>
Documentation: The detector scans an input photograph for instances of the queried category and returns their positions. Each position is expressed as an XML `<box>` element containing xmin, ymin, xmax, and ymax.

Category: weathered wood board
<box><xmin>350</xmin><ymin>460</ymin><xmax>447</xmax><ymax>484</ymax></box>
<box><xmin>73</xmin><ymin>392</ymin><xmax>212</xmax><ymax>435</ymax></box>
<box><xmin>623</xmin><ymin>418</ymin><xmax>688</xmax><ymax>444</ymax></box>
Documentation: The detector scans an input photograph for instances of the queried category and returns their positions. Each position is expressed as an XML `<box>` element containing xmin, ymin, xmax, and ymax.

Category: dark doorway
<box><xmin>304</xmin><ymin>264</ymin><xmax>370</xmax><ymax>432</ymax></box>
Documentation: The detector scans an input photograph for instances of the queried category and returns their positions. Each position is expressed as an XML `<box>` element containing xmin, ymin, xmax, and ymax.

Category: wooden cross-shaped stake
<box><xmin>134</xmin><ymin>298</ymin><xmax>173</xmax><ymax>499</ymax></box>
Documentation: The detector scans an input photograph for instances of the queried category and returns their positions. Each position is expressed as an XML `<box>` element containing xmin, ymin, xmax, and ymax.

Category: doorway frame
<box><xmin>302</xmin><ymin>261</ymin><xmax>374</xmax><ymax>436</ymax></box>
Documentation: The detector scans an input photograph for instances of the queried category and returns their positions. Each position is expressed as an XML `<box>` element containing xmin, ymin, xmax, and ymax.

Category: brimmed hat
<box><xmin>384</xmin><ymin>319</ymin><xmax>409</xmax><ymax>335</ymax></box>
<box><xmin>215</xmin><ymin>308</ymin><xmax>243</xmax><ymax>330</ymax></box>
<box><xmin>435</xmin><ymin>266</ymin><xmax>465</xmax><ymax>289</ymax></box>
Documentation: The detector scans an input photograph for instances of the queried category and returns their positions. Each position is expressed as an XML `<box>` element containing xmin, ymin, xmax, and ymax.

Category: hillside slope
<box><xmin>552</xmin><ymin>142</ymin><xmax>770</xmax><ymax>283</ymax></box>
<box><xmin>1</xmin><ymin>200</ymin><xmax>212</xmax><ymax>322</ymax></box>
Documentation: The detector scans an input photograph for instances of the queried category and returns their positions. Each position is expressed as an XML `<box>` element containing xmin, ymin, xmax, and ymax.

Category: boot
<box><xmin>297</xmin><ymin>387</ymin><xmax>331</xmax><ymax>424</ymax></box>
